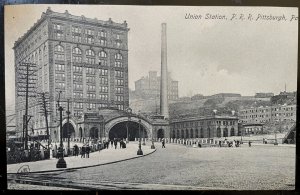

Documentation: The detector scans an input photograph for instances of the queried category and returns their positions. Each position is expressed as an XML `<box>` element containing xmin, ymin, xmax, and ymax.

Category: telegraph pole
<box><xmin>39</xmin><ymin>92</ymin><xmax>51</xmax><ymax>149</ymax></box>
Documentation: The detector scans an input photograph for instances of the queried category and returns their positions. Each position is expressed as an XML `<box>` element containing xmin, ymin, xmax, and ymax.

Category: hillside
<box><xmin>129</xmin><ymin>96</ymin><xmax>271</xmax><ymax>119</ymax></box>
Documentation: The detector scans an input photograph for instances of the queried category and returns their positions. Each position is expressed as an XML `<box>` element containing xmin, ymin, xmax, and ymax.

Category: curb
<box><xmin>7</xmin><ymin>148</ymin><xmax>157</xmax><ymax>174</ymax></box>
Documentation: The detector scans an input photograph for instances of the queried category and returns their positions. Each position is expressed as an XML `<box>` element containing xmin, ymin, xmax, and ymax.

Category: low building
<box><xmin>255</xmin><ymin>93</ymin><xmax>274</xmax><ymax>98</ymax></box>
<box><xmin>242</xmin><ymin>123</ymin><xmax>264</xmax><ymax>135</ymax></box>
<box><xmin>191</xmin><ymin>94</ymin><xmax>206</xmax><ymax>100</ymax></box>
<box><xmin>170</xmin><ymin>114</ymin><xmax>239</xmax><ymax>139</ymax></box>
<box><xmin>211</xmin><ymin>93</ymin><xmax>241</xmax><ymax>98</ymax></box>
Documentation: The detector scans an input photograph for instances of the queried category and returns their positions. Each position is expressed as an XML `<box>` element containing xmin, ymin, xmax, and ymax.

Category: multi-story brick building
<box><xmin>14</xmin><ymin>8</ymin><xmax>129</xmax><ymax>141</ymax></box>
<box><xmin>134</xmin><ymin>71</ymin><xmax>179</xmax><ymax>100</ymax></box>
<box><xmin>239</xmin><ymin>104</ymin><xmax>296</xmax><ymax>124</ymax></box>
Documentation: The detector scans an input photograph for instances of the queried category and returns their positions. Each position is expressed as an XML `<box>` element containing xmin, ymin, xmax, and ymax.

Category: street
<box><xmin>31</xmin><ymin>143</ymin><xmax>295</xmax><ymax>190</ymax></box>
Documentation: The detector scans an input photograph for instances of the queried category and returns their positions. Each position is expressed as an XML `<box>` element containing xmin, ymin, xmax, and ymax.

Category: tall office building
<box><xmin>14</xmin><ymin>8</ymin><xmax>129</xmax><ymax>140</ymax></box>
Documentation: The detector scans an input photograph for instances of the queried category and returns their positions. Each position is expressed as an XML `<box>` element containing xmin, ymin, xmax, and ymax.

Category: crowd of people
<box><xmin>70</xmin><ymin>138</ymin><xmax>127</xmax><ymax>159</ymax></box>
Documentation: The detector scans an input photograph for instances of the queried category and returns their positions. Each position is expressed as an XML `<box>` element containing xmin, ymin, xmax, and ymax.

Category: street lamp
<box><xmin>56</xmin><ymin>91</ymin><xmax>66</xmax><ymax>168</ymax></box>
<box><xmin>66</xmin><ymin>99</ymin><xmax>71</xmax><ymax>155</ymax></box>
<box><xmin>137</xmin><ymin>118</ymin><xmax>143</xmax><ymax>155</ymax></box>
<box><xmin>142</xmin><ymin>125</ymin><xmax>146</xmax><ymax>146</ymax></box>
<box><xmin>126</xmin><ymin>107</ymin><xmax>132</xmax><ymax>144</ymax></box>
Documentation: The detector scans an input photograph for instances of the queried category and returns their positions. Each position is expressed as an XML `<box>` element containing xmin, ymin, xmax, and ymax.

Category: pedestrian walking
<box><xmin>110</xmin><ymin>139</ymin><xmax>113</xmax><ymax>148</ymax></box>
<box><xmin>120</xmin><ymin>139</ymin><xmax>123</xmax><ymax>148</ymax></box>
<box><xmin>86</xmin><ymin>145</ymin><xmax>90</xmax><ymax>158</ymax></box>
<box><xmin>162</xmin><ymin>139</ymin><xmax>166</xmax><ymax>148</ymax></box>
<box><xmin>248</xmin><ymin>141</ymin><xmax>252</xmax><ymax>147</ymax></box>
<box><xmin>81</xmin><ymin>146</ymin><xmax>86</xmax><ymax>158</ymax></box>
<box><xmin>74</xmin><ymin>144</ymin><xmax>79</xmax><ymax>157</ymax></box>
<box><xmin>114</xmin><ymin>139</ymin><xmax>118</xmax><ymax>149</ymax></box>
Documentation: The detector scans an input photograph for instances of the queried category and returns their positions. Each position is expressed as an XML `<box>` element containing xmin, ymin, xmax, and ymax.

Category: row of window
<box><xmin>72</xmin><ymin>75</ymin><xmax>112</xmax><ymax>85</ymax></box>
<box><xmin>174</xmin><ymin>120</ymin><xmax>236</xmax><ymax>129</ymax></box>
<box><xmin>54</xmin><ymin>29</ymin><xmax>121</xmax><ymax>47</ymax></box>
<box><xmin>73</xmin><ymin>104</ymin><xmax>125</xmax><ymax>115</ymax></box>
<box><xmin>242</xmin><ymin>113</ymin><xmax>294</xmax><ymax>119</ymax></box>
<box><xmin>241</xmin><ymin>106</ymin><xmax>295</xmax><ymax>114</ymax></box>
<box><xmin>71</xmin><ymin>26</ymin><xmax>108</xmax><ymax>38</ymax></box>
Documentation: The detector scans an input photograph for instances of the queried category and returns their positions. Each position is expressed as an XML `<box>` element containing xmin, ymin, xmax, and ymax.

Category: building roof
<box><xmin>171</xmin><ymin>115</ymin><xmax>238</xmax><ymax>123</ymax></box>
<box><xmin>14</xmin><ymin>7</ymin><xmax>129</xmax><ymax>49</ymax></box>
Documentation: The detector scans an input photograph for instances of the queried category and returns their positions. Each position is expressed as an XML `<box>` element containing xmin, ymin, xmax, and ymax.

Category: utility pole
<box><xmin>39</xmin><ymin>92</ymin><xmax>51</xmax><ymax>149</ymax></box>
<box><xmin>17</xmin><ymin>62</ymin><xmax>37</xmax><ymax>150</ymax></box>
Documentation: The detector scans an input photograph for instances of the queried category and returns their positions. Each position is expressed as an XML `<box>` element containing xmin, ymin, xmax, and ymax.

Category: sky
<box><xmin>4</xmin><ymin>5</ymin><xmax>298</xmax><ymax>112</ymax></box>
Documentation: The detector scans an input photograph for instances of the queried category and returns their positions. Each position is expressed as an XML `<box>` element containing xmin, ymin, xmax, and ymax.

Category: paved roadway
<box><xmin>37</xmin><ymin>143</ymin><xmax>295</xmax><ymax>190</ymax></box>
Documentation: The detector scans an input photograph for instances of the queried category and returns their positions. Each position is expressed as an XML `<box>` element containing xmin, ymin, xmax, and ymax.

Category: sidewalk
<box><xmin>7</xmin><ymin>142</ymin><xmax>156</xmax><ymax>174</ymax></box>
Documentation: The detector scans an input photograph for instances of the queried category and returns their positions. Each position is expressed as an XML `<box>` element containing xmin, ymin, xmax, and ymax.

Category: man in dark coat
<box><xmin>162</xmin><ymin>139</ymin><xmax>166</xmax><ymax>148</ymax></box>
<box><xmin>74</xmin><ymin>144</ymin><xmax>79</xmax><ymax>157</ymax></box>
<box><xmin>114</xmin><ymin>139</ymin><xmax>118</xmax><ymax>149</ymax></box>
<box><xmin>86</xmin><ymin>145</ymin><xmax>90</xmax><ymax>158</ymax></box>
<box><xmin>81</xmin><ymin>146</ymin><xmax>86</xmax><ymax>158</ymax></box>
<box><xmin>110</xmin><ymin>139</ymin><xmax>114</xmax><ymax>148</ymax></box>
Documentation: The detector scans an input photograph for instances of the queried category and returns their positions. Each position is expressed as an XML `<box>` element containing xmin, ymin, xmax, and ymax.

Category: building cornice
<box><xmin>13</xmin><ymin>7</ymin><xmax>129</xmax><ymax>50</ymax></box>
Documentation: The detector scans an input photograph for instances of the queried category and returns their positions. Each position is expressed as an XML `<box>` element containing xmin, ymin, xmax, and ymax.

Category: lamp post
<box><xmin>151</xmin><ymin>134</ymin><xmax>155</xmax><ymax>149</ymax></box>
<box><xmin>126</xmin><ymin>107</ymin><xmax>132</xmax><ymax>143</ymax></box>
<box><xmin>137</xmin><ymin>118</ymin><xmax>143</xmax><ymax>155</ymax></box>
<box><xmin>56</xmin><ymin>91</ymin><xmax>66</xmax><ymax>168</ymax></box>
<box><xmin>66</xmin><ymin>99</ymin><xmax>71</xmax><ymax>155</ymax></box>
<box><xmin>142</xmin><ymin>125</ymin><xmax>146</xmax><ymax>146</ymax></box>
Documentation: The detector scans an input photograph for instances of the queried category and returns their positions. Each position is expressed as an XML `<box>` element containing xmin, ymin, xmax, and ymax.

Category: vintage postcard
<box><xmin>4</xmin><ymin>4</ymin><xmax>297</xmax><ymax>190</ymax></box>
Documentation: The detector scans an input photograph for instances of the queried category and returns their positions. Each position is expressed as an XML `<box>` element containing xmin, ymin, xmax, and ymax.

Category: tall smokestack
<box><xmin>160</xmin><ymin>23</ymin><xmax>169</xmax><ymax>119</ymax></box>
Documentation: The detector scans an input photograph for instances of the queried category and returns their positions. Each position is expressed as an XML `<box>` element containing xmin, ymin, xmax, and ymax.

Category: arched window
<box><xmin>99</xmin><ymin>51</ymin><xmax>107</xmax><ymax>58</ymax></box>
<box><xmin>73</xmin><ymin>47</ymin><xmax>82</xmax><ymax>55</ymax></box>
<box><xmin>186</xmin><ymin>129</ymin><xmax>189</xmax><ymax>138</ymax></box>
<box><xmin>200</xmin><ymin>128</ymin><xmax>204</xmax><ymax>138</ymax></box>
<box><xmin>54</xmin><ymin>45</ymin><xmax>64</xmax><ymax>52</ymax></box>
<box><xmin>223</xmin><ymin>128</ymin><xmax>228</xmax><ymax>137</ymax></box>
<box><xmin>195</xmin><ymin>129</ymin><xmax>199</xmax><ymax>138</ymax></box>
<box><xmin>217</xmin><ymin>127</ymin><xmax>221</xmax><ymax>137</ymax></box>
<box><xmin>230</xmin><ymin>127</ymin><xmax>235</xmax><ymax>136</ymax></box>
<box><xmin>86</xmin><ymin>49</ymin><xmax>95</xmax><ymax>56</ymax></box>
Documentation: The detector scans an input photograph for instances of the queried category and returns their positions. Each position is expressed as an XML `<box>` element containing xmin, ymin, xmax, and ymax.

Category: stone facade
<box><xmin>170</xmin><ymin>115</ymin><xmax>239</xmax><ymax>139</ymax></box>
<box><xmin>14</xmin><ymin>8</ymin><xmax>129</xmax><ymax>141</ymax></box>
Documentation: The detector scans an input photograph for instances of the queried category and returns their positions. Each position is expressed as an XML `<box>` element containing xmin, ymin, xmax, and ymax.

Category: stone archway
<box><xmin>230</xmin><ymin>127</ymin><xmax>235</xmax><ymax>136</ymax></box>
<box><xmin>62</xmin><ymin>122</ymin><xmax>75</xmax><ymax>139</ymax></box>
<box><xmin>223</xmin><ymin>128</ymin><xmax>228</xmax><ymax>137</ymax></box>
<box><xmin>90</xmin><ymin>127</ymin><xmax>99</xmax><ymax>139</ymax></box>
<box><xmin>105</xmin><ymin>116</ymin><xmax>152</xmax><ymax>139</ymax></box>
<box><xmin>108</xmin><ymin>121</ymin><xmax>148</xmax><ymax>141</ymax></box>
<box><xmin>79</xmin><ymin>127</ymin><xmax>83</xmax><ymax>138</ymax></box>
<box><xmin>157</xmin><ymin>129</ymin><xmax>164</xmax><ymax>139</ymax></box>
<box><xmin>217</xmin><ymin>127</ymin><xmax>221</xmax><ymax>137</ymax></box>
